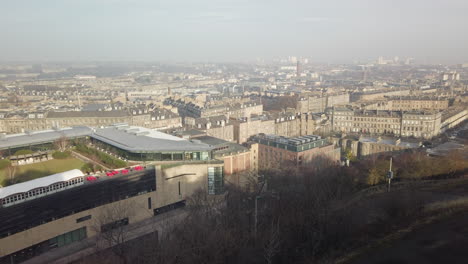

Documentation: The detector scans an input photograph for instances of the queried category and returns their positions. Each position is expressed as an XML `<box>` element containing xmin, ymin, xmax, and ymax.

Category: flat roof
<box><xmin>196</xmin><ymin>136</ymin><xmax>248</xmax><ymax>155</ymax></box>
<box><xmin>359</xmin><ymin>136</ymin><xmax>421</xmax><ymax>148</ymax></box>
<box><xmin>91</xmin><ymin>125</ymin><xmax>212</xmax><ymax>152</ymax></box>
<box><xmin>0</xmin><ymin>126</ymin><xmax>93</xmax><ymax>150</ymax></box>
<box><xmin>0</xmin><ymin>169</ymin><xmax>84</xmax><ymax>199</ymax></box>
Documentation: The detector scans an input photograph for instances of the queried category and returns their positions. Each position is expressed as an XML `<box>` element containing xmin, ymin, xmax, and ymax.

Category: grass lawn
<box><xmin>0</xmin><ymin>158</ymin><xmax>86</xmax><ymax>186</ymax></box>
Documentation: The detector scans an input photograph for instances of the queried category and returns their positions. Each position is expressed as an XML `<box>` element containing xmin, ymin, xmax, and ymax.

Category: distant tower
<box><xmin>296</xmin><ymin>60</ymin><xmax>301</xmax><ymax>77</ymax></box>
<box><xmin>362</xmin><ymin>66</ymin><xmax>368</xmax><ymax>82</ymax></box>
<box><xmin>168</xmin><ymin>86</ymin><xmax>172</xmax><ymax>96</ymax></box>
<box><xmin>125</xmin><ymin>87</ymin><xmax>129</xmax><ymax>105</ymax></box>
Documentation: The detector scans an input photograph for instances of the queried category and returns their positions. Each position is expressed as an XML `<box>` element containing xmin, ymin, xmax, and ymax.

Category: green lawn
<box><xmin>0</xmin><ymin>158</ymin><xmax>86</xmax><ymax>186</ymax></box>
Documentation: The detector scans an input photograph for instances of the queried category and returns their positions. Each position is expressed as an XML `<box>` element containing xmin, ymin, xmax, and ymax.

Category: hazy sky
<box><xmin>1</xmin><ymin>0</ymin><xmax>467</xmax><ymax>63</ymax></box>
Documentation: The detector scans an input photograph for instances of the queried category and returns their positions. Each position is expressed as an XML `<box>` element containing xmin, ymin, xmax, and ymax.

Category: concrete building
<box><xmin>250</xmin><ymin>134</ymin><xmax>340</xmax><ymax>170</ymax></box>
<box><xmin>0</xmin><ymin>125</ymin><xmax>225</xmax><ymax>263</ymax></box>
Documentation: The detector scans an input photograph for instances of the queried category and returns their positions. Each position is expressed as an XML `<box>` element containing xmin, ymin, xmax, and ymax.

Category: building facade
<box><xmin>250</xmin><ymin>134</ymin><xmax>340</xmax><ymax>170</ymax></box>
<box><xmin>331</xmin><ymin>106</ymin><xmax>442</xmax><ymax>139</ymax></box>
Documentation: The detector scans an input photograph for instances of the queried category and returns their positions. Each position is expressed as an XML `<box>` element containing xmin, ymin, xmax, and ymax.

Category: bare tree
<box><xmin>7</xmin><ymin>161</ymin><xmax>17</xmax><ymax>183</ymax></box>
<box><xmin>54</xmin><ymin>135</ymin><xmax>69</xmax><ymax>152</ymax></box>
<box><xmin>263</xmin><ymin>219</ymin><xmax>281</xmax><ymax>264</ymax></box>
<box><xmin>93</xmin><ymin>201</ymin><xmax>136</xmax><ymax>264</ymax></box>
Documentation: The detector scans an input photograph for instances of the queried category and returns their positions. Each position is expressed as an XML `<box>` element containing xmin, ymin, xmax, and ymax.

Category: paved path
<box><xmin>70</xmin><ymin>150</ymin><xmax>111</xmax><ymax>171</ymax></box>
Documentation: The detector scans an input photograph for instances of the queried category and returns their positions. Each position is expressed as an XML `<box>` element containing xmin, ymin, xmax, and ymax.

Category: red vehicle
<box><xmin>120</xmin><ymin>169</ymin><xmax>129</xmax><ymax>174</ymax></box>
<box><xmin>86</xmin><ymin>176</ymin><xmax>97</xmax><ymax>181</ymax></box>
<box><xmin>134</xmin><ymin>166</ymin><xmax>144</xmax><ymax>171</ymax></box>
<box><xmin>106</xmin><ymin>172</ymin><xmax>114</xmax><ymax>177</ymax></box>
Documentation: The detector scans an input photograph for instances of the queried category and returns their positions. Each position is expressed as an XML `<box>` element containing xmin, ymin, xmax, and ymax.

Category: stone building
<box><xmin>330</xmin><ymin>135</ymin><xmax>421</xmax><ymax>158</ymax></box>
<box><xmin>148</xmin><ymin>108</ymin><xmax>182</xmax><ymax>130</ymax></box>
<box><xmin>0</xmin><ymin>108</ymin><xmax>182</xmax><ymax>134</ymax></box>
<box><xmin>184</xmin><ymin>115</ymin><xmax>235</xmax><ymax>142</ymax></box>
<box><xmin>350</xmin><ymin>89</ymin><xmax>411</xmax><ymax>102</ymax></box>
<box><xmin>296</xmin><ymin>93</ymin><xmax>349</xmax><ymax>113</ymax></box>
<box><xmin>362</xmin><ymin>96</ymin><xmax>450</xmax><ymax>111</ymax></box>
<box><xmin>167</xmin><ymin>99</ymin><xmax>263</xmax><ymax>119</ymax></box>
<box><xmin>331</xmin><ymin>106</ymin><xmax>442</xmax><ymax>139</ymax></box>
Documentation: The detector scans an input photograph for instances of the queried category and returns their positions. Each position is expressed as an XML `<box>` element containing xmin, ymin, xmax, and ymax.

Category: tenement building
<box><xmin>166</xmin><ymin>99</ymin><xmax>263</xmax><ymax>119</ymax></box>
<box><xmin>331</xmin><ymin>106</ymin><xmax>442</xmax><ymax>139</ymax></box>
<box><xmin>250</xmin><ymin>134</ymin><xmax>340</xmax><ymax>170</ymax></box>
<box><xmin>362</xmin><ymin>96</ymin><xmax>450</xmax><ymax>111</ymax></box>
<box><xmin>0</xmin><ymin>108</ymin><xmax>183</xmax><ymax>134</ymax></box>
<box><xmin>296</xmin><ymin>93</ymin><xmax>350</xmax><ymax>113</ymax></box>
<box><xmin>184</xmin><ymin>115</ymin><xmax>235</xmax><ymax>142</ymax></box>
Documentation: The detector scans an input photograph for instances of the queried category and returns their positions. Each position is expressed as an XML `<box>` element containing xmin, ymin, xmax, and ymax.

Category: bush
<box><xmin>0</xmin><ymin>159</ymin><xmax>11</xmax><ymax>170</ymax></box>
<box><xmin>52</xmin><ymin>151</ymin><xmax>71</xmax><ymax>159</ymax></box>
<box><xmin>81</xmin><ymin>162</ymin><xmax>95</xmax><ymax>173</ymax></box>
<box><xmin>74</xmin><ymin>143</ymin><xmax>127</xmax><ymax>168</ymax></box>
<box><xmin>13</xmin><ymin>149</ymin><xmax>34</xmax><ymax>156</ymax></box>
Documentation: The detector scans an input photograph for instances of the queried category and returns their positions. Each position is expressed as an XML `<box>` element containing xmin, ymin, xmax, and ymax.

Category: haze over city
<box><xmin>0</xmin><ymin>1</ymin><xmax>468</xmax><ymax>264</ymax></box>
<box><xmin>1</xmin><ymin>0</ymin><xmax>468</xmax><ymax>63</ymax></box>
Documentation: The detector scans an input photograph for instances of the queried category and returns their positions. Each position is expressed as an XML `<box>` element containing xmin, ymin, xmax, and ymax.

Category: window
<box><xmin>148</xmin><ymin>197</ymin><xmax>152</xmax><ymax>209</ymax></box>
<box><xmin>101</xmin><ymin>218</ymin><xmax>129</xmax><ymax>232</ymax></box>
<box><xmin>76</xmin><ymin>215</ymin><xmax>92</xmax><ymax>223</ymax></box>
<box><xmin>178</xmin><ymin>182</ymin><xmax>181</xmax><ymax>196</ymax></box>
<box><xmin>208</xmin><ymin>167</ymin><xmax>224</xmax><ymax>195</ymax></box>
<box><xmin>50</xmin><ymin>227</ymin><xmax>87</xmax><ymax>248</ymax></box>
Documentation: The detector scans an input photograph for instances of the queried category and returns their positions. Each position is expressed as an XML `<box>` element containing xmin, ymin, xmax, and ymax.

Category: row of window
<box><xmin>49</xmin><ymin>227</ymin><xmax>87</xmax><ymax>248</ymax></box>
<box><xmin>1</xmin><ymin>177</ymin><xmax>84</xmax><ymax>206</ymax></box>
<box><xmin>337</xmin><ymin>122</ymin><xmax>401</xmax><ymax>129</ymax></box>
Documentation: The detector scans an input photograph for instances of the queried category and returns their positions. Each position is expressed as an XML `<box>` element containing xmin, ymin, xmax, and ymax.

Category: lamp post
<box><xmin>387</xmin><ymin>157</ymin><xmax>393</xmax><ymax>192</ymax></box>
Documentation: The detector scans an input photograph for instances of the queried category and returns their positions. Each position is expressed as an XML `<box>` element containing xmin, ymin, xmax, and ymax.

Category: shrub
<box><xmin>52</xmin><ymin>151</ymin><xmax>71</xmax><ymax>159</ymax></box>
<box><xmin>0</xmin><ymin>159</ymin><xmax>11</xmax><ymax>170</ymax></box>
<box><xmin>74</xmin><ymin>143</ymin><xmax>127</xmax><ymax>168</ymax></box>
<box><xmin>81</xmin><ymin>162</ymin><xmax>95</xmax><ymax>173</ymax></box>
<box><xmin>13</xmin><ymin>149</ymin><xmax>34</xmax><ymax>156</ymax></box>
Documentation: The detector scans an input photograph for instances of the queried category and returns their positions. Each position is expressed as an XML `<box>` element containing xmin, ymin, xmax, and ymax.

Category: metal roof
<box><xmin>0</xmin><ymin>126</ymin><xmax>94</xmax><ymax>150</ymax></box>
<box><xmin>0</xmin><ymin>169</ymin><xmax>84</xmax><ymax>199</ymax></box>
<box><xmin>91</xmin><ymin>125</ymin><xmax>212</xmax><ymax>152</ymax></box>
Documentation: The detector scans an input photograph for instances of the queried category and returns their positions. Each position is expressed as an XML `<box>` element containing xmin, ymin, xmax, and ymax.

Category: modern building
<box><xmin>90</xmin><ymin>124</ymin><xmax>213</xmax><ymax>162</ymax></box>
<box><xmin>250</xmin><ymin>134</ymin><xmax>340</xmax><ymax>170</ymax></box>
<box><xmin>0</xmin><ymin>149</ymin><xmax>224</xmax><ymax>263</ymax></box>
<box><xmin>0</xmin><ymin>126</ymin><xmax>93</xmax><ymax>156</ymax></box>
